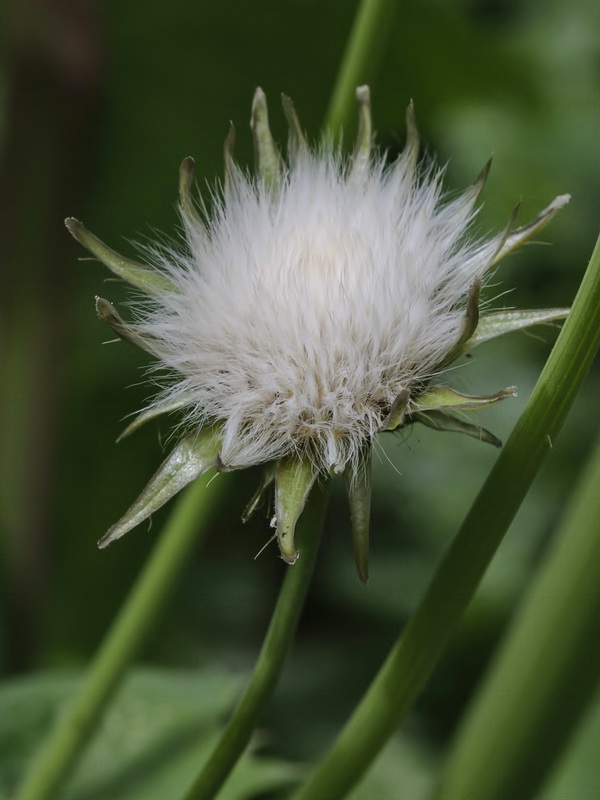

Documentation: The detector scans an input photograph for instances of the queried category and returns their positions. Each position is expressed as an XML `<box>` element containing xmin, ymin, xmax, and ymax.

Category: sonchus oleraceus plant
<box><xmin>66</xmin><ymin>87</ymin><xmax>569</xmax><ymax>581</ymax></box>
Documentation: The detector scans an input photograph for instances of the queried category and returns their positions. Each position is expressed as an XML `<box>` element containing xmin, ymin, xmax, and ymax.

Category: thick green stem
<box><xmin>323</xmin><ymin>0</ymin><xmax>398</xmax><ymax>138</ymax></box>
<box><xmin>290</xmin><ymin>228</ymin><xmax>600</xmax><ymax>800</ymax></box>
<box><xmin>434</xmin><ymin>428</ymin><xmax>600</xmax><ymax>800</ymax></box>
<box><xmin>14</xmin><ymin>473</ymin><xmax>224</xmax><ymax>800</ymax></box>
<box><xmin>182</xmin><ymin>483</ymin><xmax>330</xmax><ymax>800</ymax></box>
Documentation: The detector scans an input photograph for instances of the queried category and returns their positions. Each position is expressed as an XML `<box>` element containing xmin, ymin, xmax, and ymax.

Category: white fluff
<box><xmin>137</xmin><ymin>147</ymin><xmax>501</xmax><ymax>474</ymax></box>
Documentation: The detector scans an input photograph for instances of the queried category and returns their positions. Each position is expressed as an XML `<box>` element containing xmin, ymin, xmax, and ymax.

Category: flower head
<box><xmin>67</xmin><ymin>87</ymin><xmax>569</xmax><ymax>579</ymax></box>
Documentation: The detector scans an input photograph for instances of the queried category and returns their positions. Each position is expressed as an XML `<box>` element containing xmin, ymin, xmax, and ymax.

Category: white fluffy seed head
<box><xmin>137</xmin><ymin>142</ymin><xmax>501</xmax><ymax>475</ymax></box>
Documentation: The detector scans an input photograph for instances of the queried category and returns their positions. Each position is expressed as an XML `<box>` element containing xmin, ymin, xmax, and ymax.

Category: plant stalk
<box><xmin>182</xmin><ymin>483</ymin><xmax>329</xmax><ymax>800</ymax></box>
<box><xmin>323</xmin><ymin>0</ymin><xmax>398</xmax><ymax>138</ymax></box>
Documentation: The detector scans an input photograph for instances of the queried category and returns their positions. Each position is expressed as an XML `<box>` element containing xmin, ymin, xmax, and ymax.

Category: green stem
<box><xmin>14</xmin><ymin>473</ymin><xmax>224</xmax><ymax>800</ymax></box>
<box><xmin>434</xmin><ymin>428</ymin><xmax>600</xmax><ymax>800</ymax></box>
<box><xmin>182</xmin><ymin>483</ymin><xmax>330</xmax><ymax>800</ymax></box>
<box><xmin>290</xmin><ymin>227</ymin><xmax>600</xmax><ymax>800</ymax></box>
<box><xmin>323</xmin><ymin>0</ymin><xmax>398</xmax><ymax>137</ymax></box>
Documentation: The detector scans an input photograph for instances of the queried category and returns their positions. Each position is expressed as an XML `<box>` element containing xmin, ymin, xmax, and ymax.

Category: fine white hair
<box><xmin>136</xmin><ymin>145</ymin><xmax>499</xmax><ymax>475</ymax></box>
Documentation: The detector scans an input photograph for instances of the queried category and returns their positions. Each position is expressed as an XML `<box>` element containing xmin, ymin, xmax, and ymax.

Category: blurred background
<box><xmin>1</xmin><ymin>0</ymin><xmax>599</xmax><ymax>797</ymax></box>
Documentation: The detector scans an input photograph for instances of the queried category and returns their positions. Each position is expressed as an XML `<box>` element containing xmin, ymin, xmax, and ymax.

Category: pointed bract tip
<box><xmin>355</xmin><ymin>85</ymin><xmax>370</xmax><ymax>103</ymax></box>
<box><xmin>250</xmin><ymin>87</ymin><xmax>283</xmax><ymax>191</ymax></box>
<box><xmin>402</xmin><ymin>101</ymin><xmax>419</xmax><ymax>170</ymax></box>
<box><xmin>250</xmin><ymin>88</ymin><xmax>268</xmax><ymax>133</ymax></box>
<box><xmin>253</xmin><ymin>85</ymin><xmax>266</xmax><ymax>101</ymax></box>
<box><xmin>550</xmin><ymin>193</ymin><xmax>571</xmax><ymax>210</ymax></box>
<box><xmin>274</xmin><ymin>455</ymin><xmax>317</xmax><ymax>565</ymax></box>
<box><xmin>98</xmin><ymin>427</ymin><xmax>222</xmax><ymax>548</ymax></box>
<box><xmin>181</xmin><ymin>155</ymin><xmax>195</xmax><ymax>170</ymax></box>
<box><xmin>381</xmin><ymin>388</ymin><xmax>410</xmax><ymax>431</ymax></box>
<box><xmin>405</xmin><ymin>99</ymin><xmax>417</xmax><ymax>125</ymax></box>
<box><xmin>281</xmin><ymin>94</ymin><xmax>308</xmax><ymax>161</ymax></box>
<box><xmin>475</xmin><ymin>156</ymin><xmax>493</xmax><ymax>188</ymax></box>
<box><xmin>224</xmin><ymin>121</ymin><xmax>236</xmax><ymax>147</ymax></box>
<box><xmin>65</xmin><ymin>217</ymin><xmax>84</xmax><ymax>239</ymax></box>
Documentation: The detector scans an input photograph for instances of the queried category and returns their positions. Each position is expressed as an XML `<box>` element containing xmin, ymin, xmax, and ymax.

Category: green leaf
<box><xmin>412</xmin><ymin>410</ymin><xmax>502</xmax><ymax>448</ymax></box>
<box><xmin>65</xmin><ymin>218</ymin><xmax>175</xmax><ymax>295</ymax></box>
<box><xmin>466</xmin><ymin>308</ymin><xmax>570</xmax><ymax>349</ymax></box>
<box><xmin>343</xmin><ymin>445</ymin><xmax>372</xmax><ymax>584</ymax></box>
<box><xmin>250</xmin><ymin>88</ymin><xmax>283</xmax><ymax>193</ymax></box>
<box><xmin>95</xmin><ymin>297</ymin><xmax>155</xmax><ymax>354</ymax></box>
<box><xmin>412</xmin><ymin>385</ymin><xmax>516</xmax><ymax>413</ymax></box>
<box><xmin>0</xmin><ymin>669</ymin><xmax>296</xmax><ymax>800</ymax></box>
<box><xmin>274</xmin><ymin>455</ymin><xmax>319</xmax><ymax>564</ymax></box>
<box><xmin>99</xmin><ymin>426</ymin><xmax>222</xmax><ymax>548</ymax></box>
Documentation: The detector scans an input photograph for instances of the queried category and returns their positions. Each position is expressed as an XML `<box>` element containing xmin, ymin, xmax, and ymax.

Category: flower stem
<box><xmin>181</xmin><ymin>482</ymin><xmax>330</xmax><ymax>800</ymax></box>
<box><xmin>434</xmin><ymin>427</ymin><xmax>600</xmax><ymax>800</ymax></box>
<box><xmin>323</xmin><ymin>0</ymin><xmax>398</xmax><ymax>138</ymax></box>
<box><xmin>289</xmin><ymin>228</ymin><xmax>600</xmax><ymax>800</ymax></box>
<box><xmin>14</xmin><ymin>473</ymin><xmax>224</xmax><ymax>800</ymax></box>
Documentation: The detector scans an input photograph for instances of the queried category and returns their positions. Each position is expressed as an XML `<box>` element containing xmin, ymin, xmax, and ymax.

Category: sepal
<box><xmin>273</xmin><ymin>455</ymin><xmax>318</xmax><ymax>564</ymax></box>
<box><xmin>343</xmin><ymin>445</ymin><xmax>372</xmax><ymax>584</ymax></box>
<box><xmin>98</xmin><ymin>425</ymin><xmax>222</xmax><ymax>548</ymax></box>
<box><xmin>465</xmin><ymin>308</ymin><xmax>570</xmax><ymax>350</ymax></box>
<box><xmin>402</xmin><ymin>101</ymin><xmax>419</xmax><ymax>174</ymax></box>
<box><xmin>223</xmin><ymin>123</ymin><xmax>237</xmax><ymax>198</ymax></box>
<box><xmin>412</xmin><ymin>410</ymin><xmax>502</xmax><ymax>448</ymax></box>
<box><xmin>242</xmin><ymin>462</ymin><xmax>277</xmax><ymax>523</ymax></box>
<box><xmin>350</xmin><ymin>86</ymin><xmax>372</xmax><ymax>179</ymax></box>
<box><xmin>439</xmin><ymin>280</ymin><xmax>481</xmax><ymax>367</ymax></box>
<box><xmin>413</xmin><ymin>385</ymin><xmax>516</xmax><ymax>413</ymax></box>
<box><xmin>281</xmin><ymin>94</ymin><xmax>307</xmax><ymax>164</ymax></box>
<box><xmin>381</xmin><ymin>389</ymin><xmax>410</xmax><ymax>431</ymax></box>
<box><xmin>65</xmin><ymin>218</ymin><xmax>174</xmax><ymax>295</ymax></box>
<box><xmin>95</xmin><ymin>297</ymin><xmax>155</xmax><ymax>355</ymax></box>
<box><xmin>251</xmin><ymin>87</ymin><xmax>283</xmax><ymax>193</ymax></box>
<box><xmin>179</xmin><ymin>157</ymin><xmax>203</xmax><ymax>226</ymax></box>
<box><xmin>492</xmin><ymin>194</ymin><xmax>571</xmax><ymax>265</ymax></box>
<box><xmin>117</xmin><ymin>393</ymin><xmax>197</xmax><ymax>441</ymax></box>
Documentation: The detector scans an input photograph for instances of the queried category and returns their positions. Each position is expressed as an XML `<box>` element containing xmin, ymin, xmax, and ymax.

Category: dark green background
<box><xmin>1</xmin><ymin>0</ymin><xmax>598</xmax><ymax>796</ymax></box>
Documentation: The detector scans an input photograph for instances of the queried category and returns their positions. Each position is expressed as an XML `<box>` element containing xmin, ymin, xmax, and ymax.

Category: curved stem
<box><xmin>434</xmin><ymin>428</ymin><xmax>600</xmax><ymax>800</ymax></box>
<box><xmin>15</xmin><ymin>473</ymin><xmax>224</xmax><ymax>800</ymax></box>
<box><xmin>323</xmin><ymin>0</ymin><xmax>398</xmax><ymax>138</ymax></box>
<box><xmin>182</xmin><ymin>482</ymin><xmax>330</xmax><ymax>800</ymax></box>
<box><xmin>290</xmin><ymin>228</ymin><xmax>600</xmax><ymax>800</ymax></box>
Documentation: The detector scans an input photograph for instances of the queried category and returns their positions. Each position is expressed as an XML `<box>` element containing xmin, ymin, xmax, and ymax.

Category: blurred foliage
<box><xmin>0</xmin><ymin>668</ymin><xmax>298</xmax><ymax>798</ymax></box>
<box><xmin>1</xmin><ymin>0</ymin><xmax>598</xmax><ymax>797</ymax></box>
